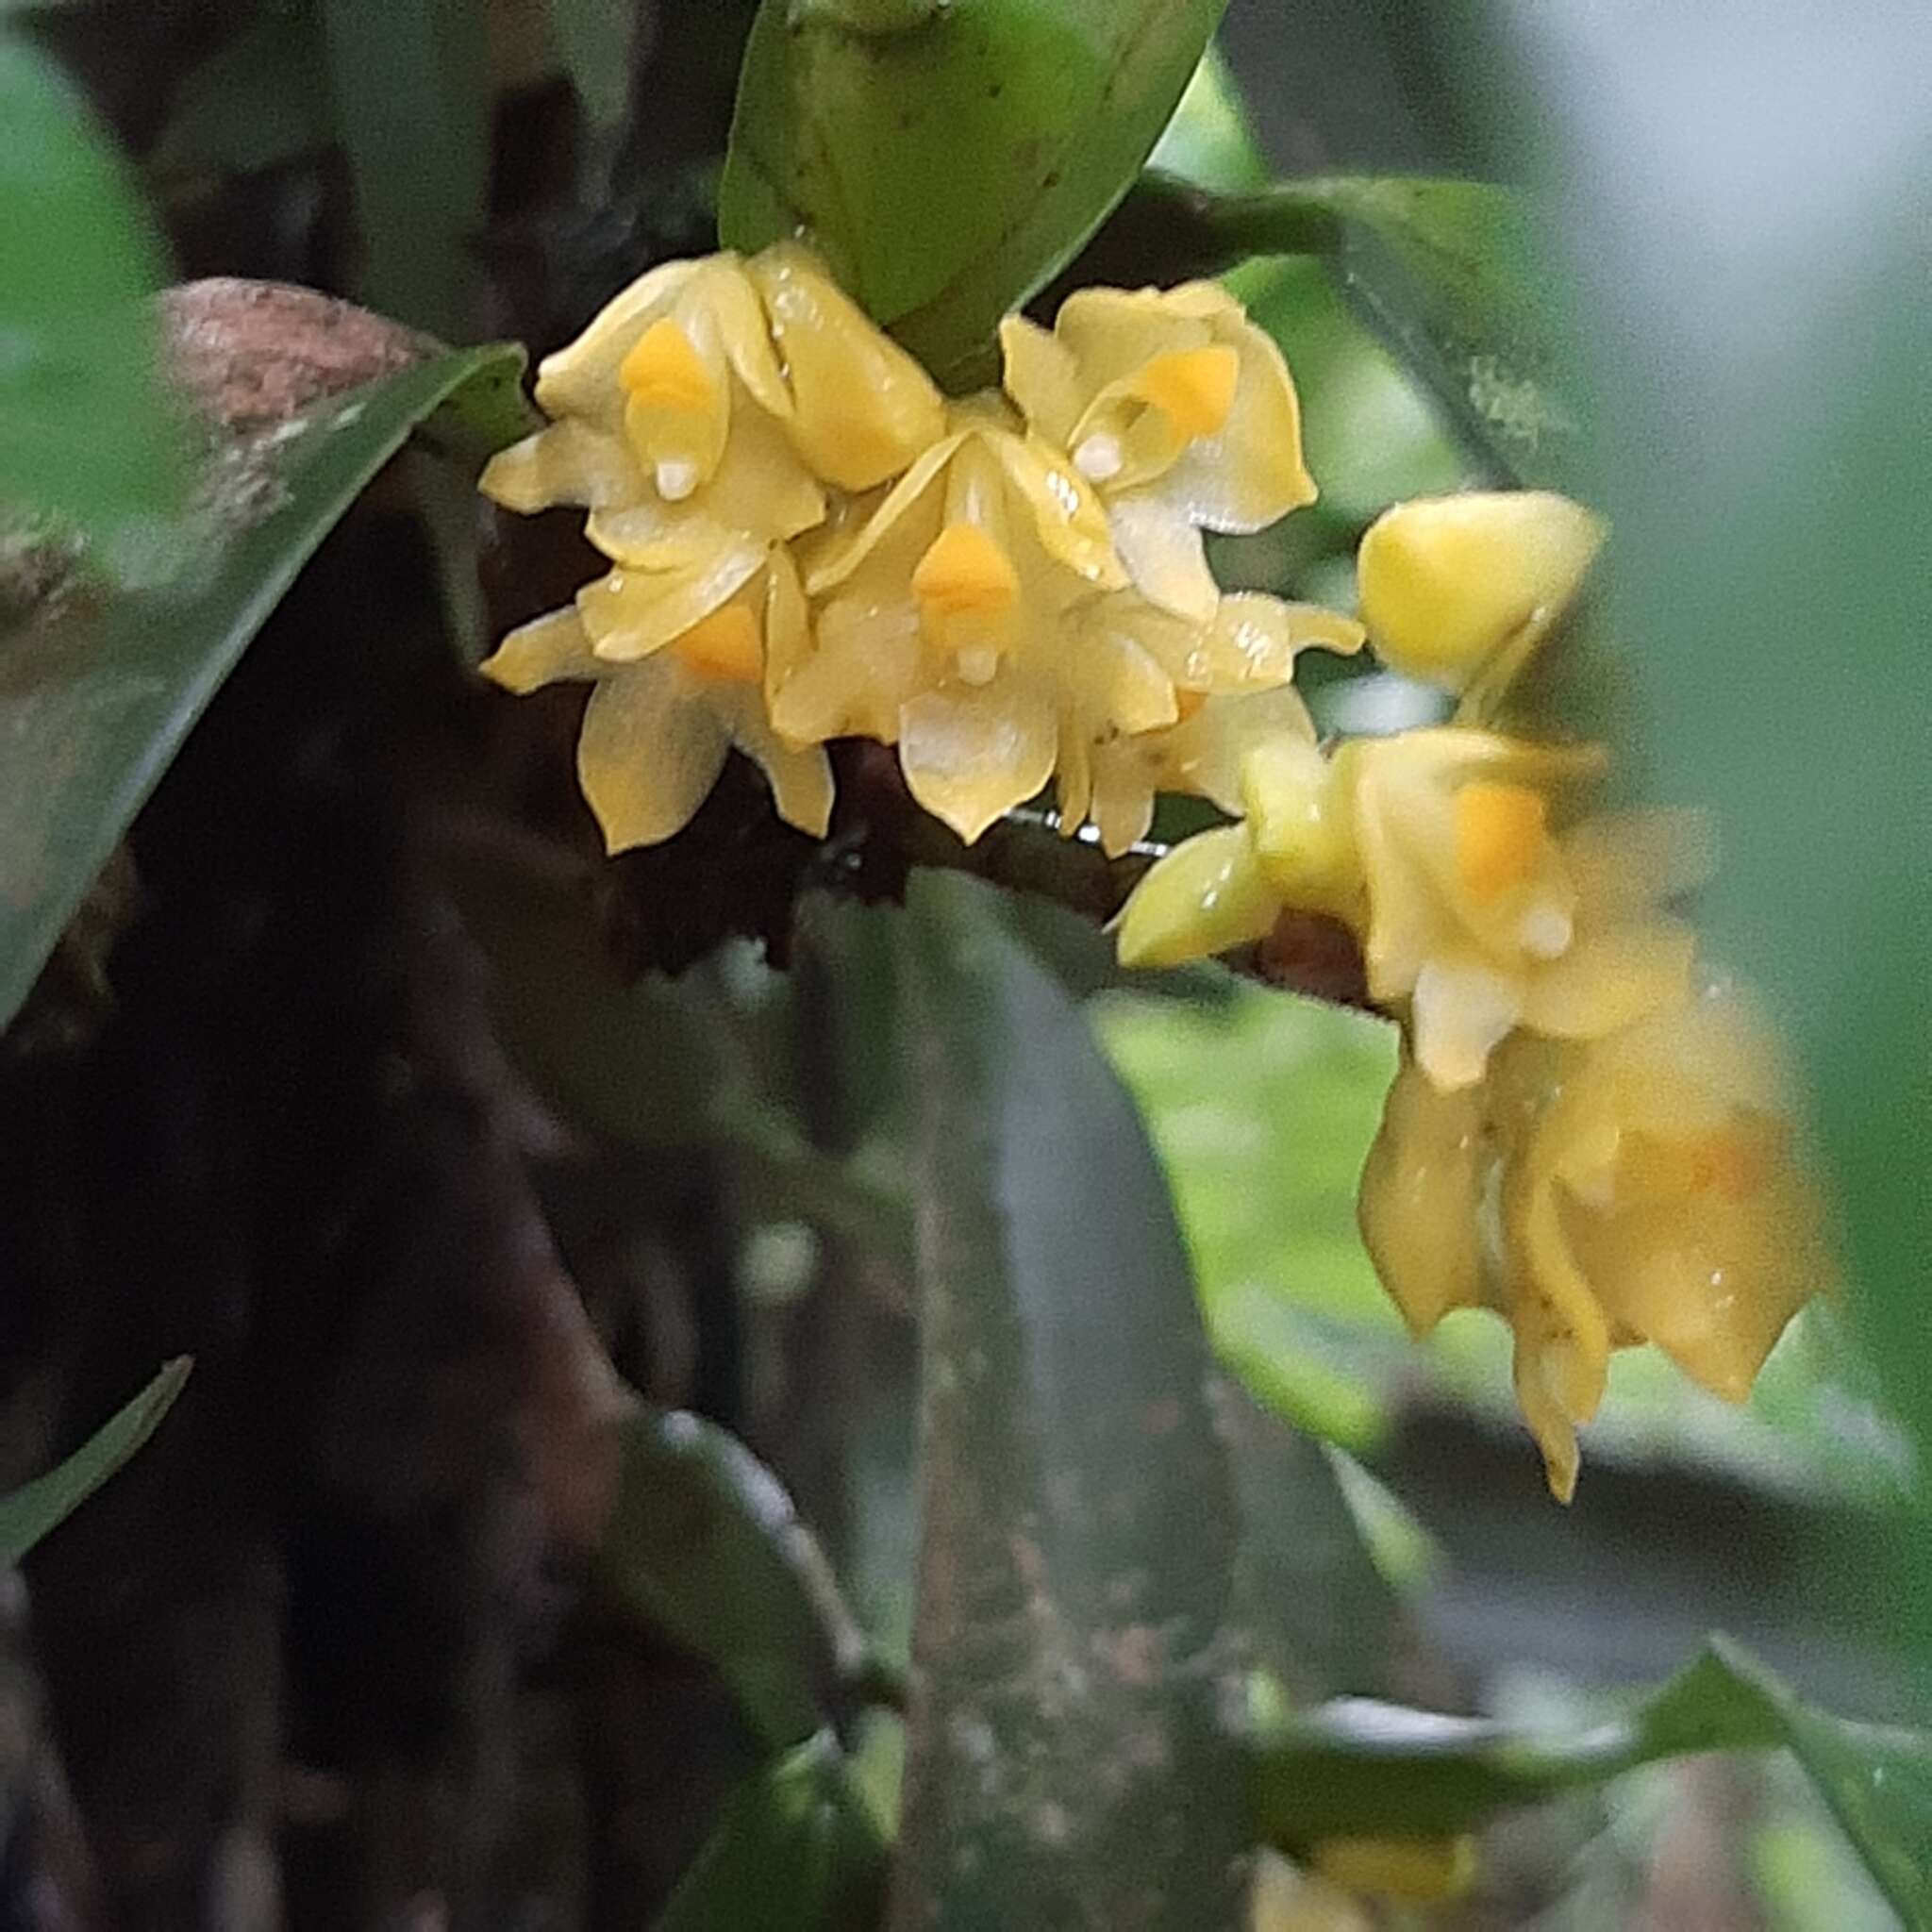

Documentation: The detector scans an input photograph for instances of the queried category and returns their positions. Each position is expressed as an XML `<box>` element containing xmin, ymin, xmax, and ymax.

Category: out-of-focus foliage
<box><xmin>1253</xmin><ymin>1637</ymin><xmax>1932</xmax><ymax>1924</ymax></box>
<box><xmin>894</xmin><ymin>874</ymin><xmax>1250</xmax><ymax>1928</ymax></box>
<box><xmin>0</xmin><ymin>343</ymin><xmax>530</xmax><ymax>1033</ymax></box>
<box><xmin>1467</xmin><ymin>3</ymin><xmax>1932</xmax><ymax>1645</ymax></box>
<box><xmin>0</xmin><ymin>3</ymin><xmax>1924</xmax><ymax>1925</ymax></box>
<box><xmin>0</xmin><ymin>1357</ymin><xmax>190</xmax><ymax>1565</ymax></box>
<box><xmin>0</xmin><ymin>32</ymin><xmax>184</xmax><ymax>549</ymax></box>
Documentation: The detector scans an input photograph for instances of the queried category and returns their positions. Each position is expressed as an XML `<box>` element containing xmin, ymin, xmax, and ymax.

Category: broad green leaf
<box><xmin>0</xmin><ymin>34</ymin><xmax>186</xmax><ymax>546</ymax></box>
<box><xmin>1141</xmin><ymin>171</ymin><xmax>1564</xmax><ymax>487</ymax></box>
<box><xmin>0</xmin><ymin>341</ymin><xmax>527</xmax><ymax>1035</ymax></box>
<box><xmin>0</xmin><ymin>1357</ymin><xmax>191</xmax><ymax>1564</ymax></box>
<box><xmin>719</xmin><ymin>0</ymin><xmax>1228</xmax><ymax>385</ymax></box>
<box><xmin>593</xmin><ymin>1407</ymin><xmax>872</xmax><ymax>1752</ymax></box>
<box><xmin>893</xmin><ymin>873</ymin><xmax>1246</xmax><ymax>1929</ymax></box>
<box><xmin>1250</xmin><ymin>1637</ymin><xmax>1932</xmax><ymax>1924</ymax></box>
<box><xmin>320</xmin><ymin>0</ymin><xmax>491</xmax><ymax>338</ymax></box>
<box><xmin>655</xmin><ymin>1730</ymin><xmax>888</xmax><ymax>1932</ymax></box>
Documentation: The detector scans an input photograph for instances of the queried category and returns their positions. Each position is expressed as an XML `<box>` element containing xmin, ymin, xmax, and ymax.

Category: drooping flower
<box><xmin>1358</xmin><ymin>982</ymin><xmax>1832</xmax><ymax>1499</ymax></box>
<box><xmin>1000</xmin><ymin>281</ymin><xmax>1316</xmax><ymax>622</ymax></box>
<box><xmin>1357</xmin><ymin>490</ymin><xmax>1607</xmax><ymax>707</ymax></box>
<box><xmin>1330</xmin><ymin>730</ymin><xmax>1706</xmax><ymax>1089</ymax></box>
<box><xmin>480</xmin><ymin>551</ymin><xmax>830</xmax><ymax>850</ymax></box>
<box><xmin>1119</xmin><ymin>725</ymin><xmax>1707</xmax><ymax>1091</ymax></box>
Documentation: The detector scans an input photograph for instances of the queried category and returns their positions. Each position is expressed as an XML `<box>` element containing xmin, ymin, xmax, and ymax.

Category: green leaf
<box><xmin>719</xmin><ymin>0</ymin><xmax>1228</xmax><ymax>385</ymax></box>
<box><xmin>893</xmin><ymin>873</ymin><xmax>1247</xmax><ymax>1928</ymax></box>
<box><xmin>320</xmin><ymin>0</ymin><xmax>491</xmax><ymax>338</ymax></box>
<box><xmin>593</xmin><ymin>1407</ymin><xmax>873</xmax><ymax>1752</ymax></box>
<box><xmin>0</xmin><ymin>34</ymin><xmax>187</xmax><ymax>546</ymax></box>
<box><xmin>655</xmin><ymin>1730</ymin><xmax>888</xmax><ymax>1932</ymax></box>
<box><xmin>1251</xmin><ymin>1637</ymin><xmax>1932</xmax><ymax>1924</ymax></box>
<box><xmin>1141</xmin><ymin>171</ymin><xmax>1565</xmax><ymax>486</ymax></box>
<box><xmin>0</xmin><ymin>1357</ymin><xmax>191</xmax><ymax>1564</ymax></box>
<box><xmin>0</xmin><ymin>341</ymin><xmax>528</xmax><ymax>1036</ymax></box>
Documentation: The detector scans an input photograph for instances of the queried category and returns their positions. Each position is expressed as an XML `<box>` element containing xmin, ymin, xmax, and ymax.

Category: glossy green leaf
<box><xmin>0</xmin><ymin>33</ymin><xmax>186</xmax><ymax>545</ymax></box>
<box><xmin>0</xmin><ymin>341</ymin><xmax>527</xmax><ymax>1035</ymax></box>
<box><xmin>893</xmin><ymin>873</ymin><xmax>1246</xmax><ymax>1928</ymax></box>
<box><xmin>719</xmin><ymin>0</ymin><xmax>1228</xmax><ymax>385</ymax></box>
<box><xmin>0</xmin><ymin>1357</ymin><xmax>191</xmax><ymax>1564</ymax></box>
<box><xmin>656</xmin><ymin>1730</ymin><xmax>888</xmax><ymax>1932</ymax></box>
<box><xmin>1251</xmin><ymin>1637</ymin><xmax>1932</xmax><ymax>1924</ymax></box>
<box><xmin>594</xmin><ymin>1407</ymin><xmax>872</xmax><ymax>1752</ymax></box>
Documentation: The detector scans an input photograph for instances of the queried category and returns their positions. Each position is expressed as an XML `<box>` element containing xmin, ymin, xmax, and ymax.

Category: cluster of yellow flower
<box><xmin>478</xmin><ymin>246</ymin><xmax>1362</xmax><ymax>854</ymax></box>
<box><xmin>479</xmin><ymin>250</ymin><xmax>1830</xmax><ymax>1499</ymax></box>
<box><xmin>1115</xmin><ymin>491</ymin><xmax>1831</xmax><ymax>1498</ymax></box>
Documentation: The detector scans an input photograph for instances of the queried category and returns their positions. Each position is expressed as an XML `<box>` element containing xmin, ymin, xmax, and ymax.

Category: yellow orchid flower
<box><xmin>1063</xmin><ymin>597</ymin><xmax>1365</xmax><ymax>857</ymax></box>
<box><xmin>481</xmin><ymin>253</ymin><xmax>825</xmax><ymax>567</ymax></box>
<box><xmin>1358</xmin><ymin>984</ymin><xmax>1832</xmax><ymax>1500</ymax></box>
<box><xmin>1357</xmin><ymin>490</ymin><xmax>1607</xmax><ymax>708</ymax></box>
<box><xmin>768</xmin><ymin>402</ymin><xmax>1140</xmax><ymax>842</ymax></box>
<box><xmin>1000</xmin><ymin>280</ymin><xmax>1316</xmax><ymax>623</ymax></box>
<box><xmin>480</xmin><ymin>551</ymin><xmax>830</xmax><ymax>851</ymax></box>
<box><xmin>1333</xmin><ymin>731</ymin><xmax>1706</xmax><ymax>1090</ymax></box>
<box><xmin>1118</xmin><ymin>724</ymin><xmax>1704</xmax><ymax>1091</ymax></box>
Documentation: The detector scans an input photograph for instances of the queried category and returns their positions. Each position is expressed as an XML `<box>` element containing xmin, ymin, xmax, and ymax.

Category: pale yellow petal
<box><xmin>1410</xmin><ymin>954</ymin><xmax>1525</xmax><ymax>1090</ymax></box>
<box><xmin>533</xmin><ymin>258</ymin><xmax>701</xmax><ymax>425</ymax></box>
<box><xmin>691</xmin><ymin>256</ymin><xmax>792</xmax><ymax>420</ymax></box>
<box><xmin>1053</xmin><ymin>285</ymin><xmax>1216</xmax><ymax>391</ymax></box>
<box><xmin>805</xmin><ymin>432</ymin><xmax>964</xmax><ymax>594</ymax></box>
<box><xmin>771</xmin><ymin>591</ymin><xmax>925</xmax><ymax>745</ymax></box>
<box><xmin>1160</xmin><ymin>312</ymin><xmax>1317</xmax><ymax>533</ymax></box>
<box><xmin>991</xmin><ymin>431</ymin><xmax>1126</xmax><ymax>588</ymax></box>
<box><xmin>1054</xmin><ymin>718</ymin><xmax>1094</xmax><ymax>835</ymax></box>
<box><xmin>997</xmin><ymin>314</ymin><xmax>1085</xmax><ymax>445</ymax></box>
<box><xmin>1090</xmin><ymin>746</ymin><xmax>1158</xmax><ymax>857</ymax></box>
<box><xmin>898</xmin><ymin>678</ymin><xmax>1057</xmax><ymax>843</ymax></box>
<box><xmin>1190</xmin><ymin>593</ymin><xmax>1364</xmax><ymax>691</ymax></box>
<box><xmin>1108</xmin><ymin>492</ymin><xmax>1219</xmax><ymax>622</ymax></box>
<box><xmin>576</xmin><ymin>663</ymin><xmax>730</xmax><ymax>851</ymax></box>
<box><xmin>1520</xmin><ymin>918</ymin><xmax>1697</xmax><ymax>1041</ymax></box>
<box><xmin>1357</xmin><ymin>1055</ymin><xmax>1486</xmax><ymax>1334</ymax></box>
<box><xmin>1358</xmin><ymin>491</ymin><xmax>1607</xmax><ymax>694</ymax></box>
<box><xmin>481</xmin><ymin>420</ymin><xmax>643</xmax><ymax>512</ymax></box>
<box><xmin>713</xmin><ymin>687</ymin><xmax>836</xmax><ymax>836</ymax></box>
<box><xmin>760</xmin><ymin>546</ymin><xmax>811</xmax><ymax>709</ymax></box>
<box><xmin>576</xmin><ymin>538</ymin><xmax>766</xmax><ymax>663</ymax></box>
<box><xmin>752</xmin><ymin>242</ymin><xmax>945</xmax><ymax>490</ymax></box>
<box><xmin>1169</xmin><ymin>687</ymin><xmax>1316</xmax><ymax>816</ymax></box>
<box><xmin>1113</xmin><ymin>823</ymin><xmax>1282</xmax><ymax>969</ymax></box>
<box><xmin>479</xmin><ymin>607</ymin><xmax>604</xmax><ymax>694</ymax></box>
<box><xmin>1241</xmin><ymin>734</ymin><xmax>1360</xmax><ymax>919</ymax></box>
